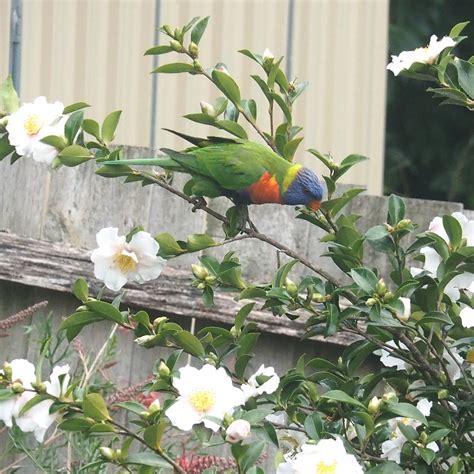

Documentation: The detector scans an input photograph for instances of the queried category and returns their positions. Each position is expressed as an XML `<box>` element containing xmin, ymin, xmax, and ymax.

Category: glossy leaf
<box><xmin>83</xmin><ymin>393</ymin><xmax>110</xmax><ymax>422</ymax></box>
<box><xmin>58</xmin><ymin>145</ymin><xmax>92</xmax><ymax>167</ymax></box>
<box><xmin>211</xmin><ymin>69</ymin><xmax>241</xmax><ymax>105</ymax></box>
<box><xmin>102</xmin><ymin>110</ymin><xmax>122</xmax><ymax>143</ymax></box>
<box><xmin>191</xmin><ymin>16</ymin><xmax>210</xmax><ymax>45</ymax></box>
<box><xmin>153</xmin><ymin>63</ymin><xmax>195</xmax><ymax>74</ymax></box>
<box><xmin>144</xmin><ymin>45</ymin><xmax>174</xmax><ymax>55</ymax></box>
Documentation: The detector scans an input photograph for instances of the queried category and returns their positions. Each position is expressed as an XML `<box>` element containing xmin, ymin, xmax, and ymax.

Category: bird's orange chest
<box><xmin>247</xmin><ymin>172</ymin><xmax>282</xmax><ymax>204</ymax></box>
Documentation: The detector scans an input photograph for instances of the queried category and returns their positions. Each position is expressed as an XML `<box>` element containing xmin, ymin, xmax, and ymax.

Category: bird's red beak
<box><xmin>308</xmin><ymin>200</ymin><xmax>321</xmax><ymax>211</ymax></box>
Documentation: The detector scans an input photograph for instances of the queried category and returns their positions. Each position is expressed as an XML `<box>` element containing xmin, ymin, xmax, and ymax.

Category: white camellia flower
<box><xmin>0</xmin><ymin>359</ymin><xmax>36</xmax><ymax>429</ymax></box>
<box><xmin>32</xmin><ymin>117</ymin><xmax>67</xmax><ymax>165</ymax></box>
<box><xmin>444</xmin><ymin>347</ymin><xmax>464</xmax><ymax>382</ymax></box>
<box><xmin>375</xmin><ymin>341</ymin><xmax>411</xmax><ymax>371</ymax></box>
<box><xmin>382</xmin><ymin>399</ymin><xmax>437</xmax><ymax>464</ymax></box>
<box><xmin>0</xmin><ymin>360</ymin><xmax>70</xmax><ymax>442</ymax></box>
<box><xmin>6</xmin><ymin>96</ymin><xmax>64</xmax><ymax>160</ymax></box>
<box><xmin>166</xmin><ymin>364</ymin><xmax>245</xmax><ymax>432</ymax></box>
<box><xmin>411</xmin><ymin>212</ymin><xmax>474</xmax><ymax>300</ymax></box>
<box><xmin>387</xmin><ymin>35</ymin><xmax>456</xmax><ymax>76</ymax></box>
<box><xmin>15</xmin><ymin>364</ymin><xmax>70</xmax><ymax>442</ymax></box>
<box><xmin>91</xmin><ymin>227</ymin><xmax>166</xmax><ymax>292</ymax></box>
<box><xmin>459</xmin><ymin>306</ymin><xmax>474</xmax><ymax>328</ymax></box>
<box><xmin>225</xmin><ymin>419</ymin><xmax>251</xmax><ymax>443</ymax></box>
<box><xmin>276</xmin><ymin>438</ymin><xmax>363</xmax><ymax>474</ymax></box>
<box><xmin>241</xmin><ymin>364</ymin><xmax>280</xmax><ymax>401</ymax></box>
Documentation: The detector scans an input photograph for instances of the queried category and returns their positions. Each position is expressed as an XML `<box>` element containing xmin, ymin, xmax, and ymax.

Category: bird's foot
<box><xmin>191</xmin><ymin>196</ymin><xmax>207</xmax><ymax>212</ymax></box>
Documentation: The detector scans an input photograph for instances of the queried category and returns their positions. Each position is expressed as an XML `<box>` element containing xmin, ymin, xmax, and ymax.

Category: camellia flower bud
<box><xmin>312</xmin><ymin>293</ymin><xmax>325</xmax><ymax>303</ymax></box>
<box><xmin>225</xmin><ymin>419</ymin><xmax>251</xmax><ymax>443</ymax></box>
<box><xmin>419</xmin><ymin>432</ymin><xmax>428</xmax><ymax>444</ymax></box>
<box><xmin>152</xmin><ymin>316</ymin><xmax>168</xmax><ymax>330</ymax></box>
<box><xmin>366</xmin><ymin>298</ymin><xmax>378</xmax><ymax>307</ymax></box>
<box><xmin>396</xmin><ymin>219</ymin><xmax>412</xmax><ymax>229</ymax></box>
<box><xmin>3</xmin><ymin>362</ymin><xmax>12</xmax><ymax>379</ymax></box>
<box><xmin>368</xmin><ymin>396</ymin><xmax>381</xmax><ymax>414</ymax></box>
<box><xmin>375</xmin><ymin>279</ymin><xmax>387</xmax><ymax>296</ymax></box>
<box><xmin>383</xmin><ymin>291</ymin><xmax>394</xmax><ymax>302</ymax></box>
<box><xmin>31</xmin><ymin>381</ymin><xmax>47</xmax><ymax>393</ymax></box>
<box><xmin>262</xmin><ymin>48</ymin><xmax>274</xmax><ymax>69</ymax></box>
<box><xmin>285</xmin><ymin>278</ymin><xmax>298</xmax><ymax>296</ymax></box>
<box><xmin>162</xmin><ymin>24</ymin><xmax>173</xmax><ymax>36</ymax></box>
<box><xmin>382</xmin><ymin>392</ymin><xmax>397</xmax><ymax>403</ymax></box>
<box><xmin>437</xmin><ymin>389</ymin><xmax>449</xmax><ymax>400</ymax></box>
<box><xmin>99</xmin><ymin>447</ymin><xmax>116</xmax><ymax>461</ymax></box>
<box><xmin>11</xmin><ymin>381</ymin><xmax>24</xmax><ymax>393</ymax></box>
<box><xmin>148</xmin><ymin>398</ymin><xmax>161</xmax><ymax>413</ymax></box>
<box><xmin>192</xmin><ymin>264</ymin><xmax>209</xmax><ymax>280</ymax></box>
<box><xmin>215</xmin><ymin>63</ymin><xmax>230</xmax><ymax>75</ymax></box>
<box><xmin>230</xmin><ymin>325</ymin><xmax>238</xmax><ymax>337</ymax></box>
<box><xmin>188</xmin><ymin>41</ymin><xmax>199</xmax><ymax>58</ymax></box>
<box><xmin>158</xmin><ymin>361</ymin><xmax>171</xmax><ymax>378</ymax></box>
<box><xmin>205</xmin><ymin>276</ymin><xmax>217</xmax><ymax>285</ymax></box>
<box><xmin>169</xmin><ymin>39</ymin><xmax>184</xmax><ymax>53</ymax></box>
<box><xmin>200</xmin><ymin>101</ymin><xmax>216</xmax><ymax>117</ymax></box>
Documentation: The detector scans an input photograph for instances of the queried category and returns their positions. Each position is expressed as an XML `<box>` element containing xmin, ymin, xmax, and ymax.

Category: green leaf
<box><xmin>283</xmin><ymin>137</ymin><xmax>304</xmax><ymax>161</ymax></box>
<box><xmin>216</xmin><ymin>119</ymin><xmax>248</xmax><ymax>139</ymax></box>
<box><xmin>96</xmin><ymin>164</ymin><xmax>132</xmax><ymax>178</ymax></box>
<box><xmin>124</xmin><ymin>453</ymin><xmax>171</xmax><ymax>468</ymax></box>
<box><xmin>82</xmin><ymin>119</ymin><xmax>101</xmax><ymax>140</ymax></box>
<box><xmin>65</xmin><ymin>110</ymin><xmax>83</xmax><ymax>144</ymax></box>
<box><xmin>19</xmin><ymin>394</ymin><xmax>52</xmax><ymax>416</ymax></box>
<box><xmin>114</xmin><ymin>401</ymin><xmax>146</xmax><ymax>415</ymax></box>
<box><xmin>58</xmin><ymin>145</ymin><xmax>92</xmax><ymax>167</ymax></box>
<box><xmin>321</xmin><ymin>389</ymin><xmax>366</xmax><ymax>409</ymax></box>
<box><xmin>156</xmin><ymin>232</ymin><xmax>186</xmax><ymax>257</ymax></box>
<box><xmin>144</xmin><ymin>45</ymin><xmax>174</xmax><ymax>55</ymax></box>
<box><xmin>73</xmin><ymin>278</ymin><xmax>89</xmax><ymax>302</ymax></box>
<box><xmin>211</xmin><ymin>69</ymin><xmax>241</xmax><ymax>105</ymax></box>
<box><xmin>387</xmin><ymin>194</ymin><xmax>406</xmax><ymax>225</ymax></box>
<box><xmin>186</xmin><ymin>234</ymin><xmax>217</xmax><ymax>252</ymax></box>
<box><xmin>0</xmin><ymin>135</ymin><xmax>14</xmax><ymax>161</ymax></box>
<box><xmin>85</xmin><ymin>300</ymin><xmax>124</xmax><ymax>324</ymax></box>
<box><xmin>82</xmin><ymin>393</ymin><xmax>110</xmax><ymax>422</ymax></box>
<box><xmin>144</xmin><ymin>422</ymin><xmax>166</xmax><ymax>449</ymax></box>
<box><xmin>58</xmin><ymin>417</ymin><xmax>95</xmax><ymax>432</ymax></box>
<box><xmin>241</xmin><ymin>408</ymin><xmax>273</xmax><ymax>424</ymax></box>
<box><xmin>153</xmin><ymin>63</ymin><xmax>195</xmax><ymax>74</ymax></box>
<box><xmin>304</xmin><ymin>412</ymin><xmax>323</xmax><ymax>440</ymax></box>
<box><xmin>191</xmin><ymin>16</ymin><xmax>209</xmax><ymax>45</ymax></box>
<box><xmin>170</xmin><ymin>330</ymin><xmax>205</xmax><ymax>357</ymax></box>
<box><xmin>183</xmin><ymin>113</ymin><xmax>216</xmax><ymax>126</ymax></box>
<box><xmin>418</xmin><ymin>446</ymin><xmax>437</xmax><ymax>465</ymax></box>
<box><xmin>454</xmin><ymin>59</ymin><xmax>474</xmax><ymax>99</ymax></box>
<box><xmin>241</xmin><ymin>99</ymin><xmax>257</xmax><ymax>121</ymax></box>
<box><xmin>350</xmin><ymin>267</ymin><xmax>378</xmax><ymax>293</ymax></box>
<box><xmin>235</xmin><ymin>303</ymin><xmax>255</xmax><ymax>332</ymax></box>
<box><xmin>450</xmin><ymin>21</ymin><xmax>470</xmax><ymax>38</ymax></box>
<box><xmin>442</xmin><ymin>215</ymin><xmax>462</xmax><ymax>247</ymax></box>
<box><xmin>40</xmin><ymin>135</ymin><xmax>67</xmax><ymax>150</ymax></box>
<box><xmin>272</xmin><ymin>259</ymin><xmax>299</xmax><ymax>288</ymax></box>
<box><xmin>366</xmin><ymin>462</ymin><xmax>404</xmax><ymax>474</ymax></box>
<box><xmin>427</xmin><ymin>428</ymin><xmax>451</xmax><ymax>443</ymax></box>
<box><xmin>101</xmin><ymin>110</ymin><xmax>122</xmax><ymax>143</ymax></box>
<box><xmin>58</xmin><ymin>311</ymin><xmax>102</xmax><ymax>333</ymax></box>
<box><xmin>63</xmin><ymin>102</ymin><xmax>90</xmax><ymax>114</ymax></box>
<box><xmin>0</xmin><ymin>389</ymin><xmax>15</xmax><ymax>401</ymax></box>
<box><xmin>385</xmin><ymin>402</ymin><xmax>428</xmax><ymax>425</ymax></box>
<box><xmin>237</xmin><ymin>440</ymin><xmax>265</xmax><ymax>473</ymax></box>
<box><xmin>0</xmin><ymin>76</ymin><xmax>19</xmax><ymax>113</ymax></box>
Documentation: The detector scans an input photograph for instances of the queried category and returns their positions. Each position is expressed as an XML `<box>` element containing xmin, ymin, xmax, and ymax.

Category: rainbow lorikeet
<box><xmin>106</xmin><ymin>130</ymin><xmax>324</xmax><ymax>211</ymax></box>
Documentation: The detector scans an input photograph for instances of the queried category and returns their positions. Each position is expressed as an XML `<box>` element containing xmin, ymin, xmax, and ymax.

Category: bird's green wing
<box><xmin>193</xmin><ymin>142</ymin><xmax>272</xmax><ymax>190</ymax></box>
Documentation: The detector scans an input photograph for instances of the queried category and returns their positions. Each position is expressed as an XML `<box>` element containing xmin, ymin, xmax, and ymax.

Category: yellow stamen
<box><xmin>189</xmin><ymin>390</ymin><xmax>215</xmax><ymax>413</ymax></box>
<box><xmin>466</xmin><ymin>349</ymin><xmax>474</xmax><ymax>364</ymax></box>
<box><xmin>113</xmin><ymin>253</ymin><xmax>137</xmax><ymax>273</ymax></box>
<box><xmin>316</xmin><ymin>461</ymin><xmax>337</xmax><ymax>474</ymax></box>
<box><xmin>24</xmin><ymin>114</ymin><xmax>42</xmax><ymax>135</ymax></box>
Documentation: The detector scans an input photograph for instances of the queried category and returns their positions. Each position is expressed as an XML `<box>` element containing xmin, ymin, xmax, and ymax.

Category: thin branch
<box><xmin>138</xmin><ymin>170</ymin><xmax>346</xmax><ymax>291</ymax></box>
<box><xmin>108</xmin><ymin>419</ymin><xmax>186</xmax><ymax>474</ymax></box>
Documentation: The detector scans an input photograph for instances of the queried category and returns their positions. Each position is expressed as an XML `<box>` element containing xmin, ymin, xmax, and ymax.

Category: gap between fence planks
<box><xmin>0</xmin><ymin>231</ymin><xmax>358</xmax><ymax>346</ymax></box>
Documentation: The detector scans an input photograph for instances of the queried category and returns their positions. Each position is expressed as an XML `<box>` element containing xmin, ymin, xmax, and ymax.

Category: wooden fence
<box><xmin>0</xmin><ymin>145</ymin><xmax>473</xmax><ymax>471</ymax></box>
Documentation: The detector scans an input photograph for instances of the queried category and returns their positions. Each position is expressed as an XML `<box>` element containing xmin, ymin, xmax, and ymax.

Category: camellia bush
<box><xmin>0</xmin><ymin>17</ymin><xmax>473</xmax><ymax>474</ymax></box>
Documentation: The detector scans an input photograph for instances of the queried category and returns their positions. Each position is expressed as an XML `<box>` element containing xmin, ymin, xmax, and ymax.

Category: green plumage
<box><xmin>108</xmin><ymin>131</ymin><xmax>295</xmax><ymax>200</ymax></box>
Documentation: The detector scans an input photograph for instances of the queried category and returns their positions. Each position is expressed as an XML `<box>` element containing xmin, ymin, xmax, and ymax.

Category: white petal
<box><xmin>10</xmin><ymin>359</ymin><xmax>37</xmax><ymax>388</ymax></box>
<box><xmin>460</xmin><ymin>306</ymin><xmax>474</xmax><ymax>328</ymax></box>
<box><xmin>96</xmin><ymin>227</ymin><xmax>122</xmax><ymax>247</ymax></box>
<box><xmin>130</xmin><ymin>231</ymin><xmax>159</xmax><ymax>256</ymax></box>
<box><xmin>103</xmin><ymin>267</ymin><xmax>128</xmax><ymax>292</ymax></box>
<box><xmin>0</xmin><ymin>398</ymin><xmax>17</xmax><ymax>427</ymax></box>
<box><xmin>416</xmin><ymin>398</ymin><xmax>432</xmax><ymax>417</ymax></box>
<box><xmin>165</xmin><ymin>398</ymin><xmax>202</xmax><ymax>431</ymax></box>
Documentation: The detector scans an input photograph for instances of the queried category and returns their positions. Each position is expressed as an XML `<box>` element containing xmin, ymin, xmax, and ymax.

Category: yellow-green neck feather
<box><xmin>282</xmin><ymin>164</ymin><xmax>303</xmax><ymax>193</ymax></box>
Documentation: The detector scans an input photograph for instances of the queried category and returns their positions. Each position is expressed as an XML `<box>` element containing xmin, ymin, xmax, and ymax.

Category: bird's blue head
<box><xmin>282</xmin><ymin>166</ymin><xmax>324</xmax><ymax>210</ymax></box>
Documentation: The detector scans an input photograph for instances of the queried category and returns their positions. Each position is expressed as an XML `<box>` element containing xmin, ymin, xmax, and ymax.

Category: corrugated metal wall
<box><xmin>1</xmin><ymin>0</ymin><xmax>389</xmax><ymax>194</ymax></box>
